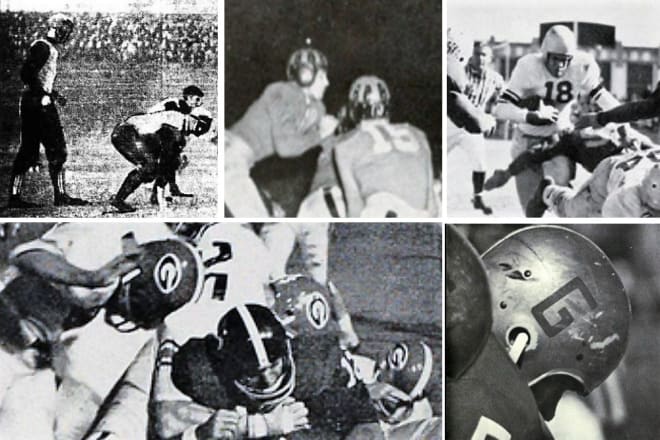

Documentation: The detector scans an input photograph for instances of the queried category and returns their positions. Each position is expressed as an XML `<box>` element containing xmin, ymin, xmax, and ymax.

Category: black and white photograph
<box><xmin>447</xmin><ymin>0</ymin><xmax>660</xmax><ymax>218</ymax></box>
<box><xmin>0</xmin><ymin>0</ymin><xmax>218</xmax><ymax>218</ymax></box>
<box><xmin>225</xmin><ymin>0</ymin><xmax>441</xmax><ymax>219</ymax></box>
<box><xmin>445</xmin><ymin>223</ymin><xmax>660</xmax><ymax>439</ymax></box>
<box><xmin>0</xmin><ymin>221</ymin><xmax>441</xmax><ymax>439</ymax></box>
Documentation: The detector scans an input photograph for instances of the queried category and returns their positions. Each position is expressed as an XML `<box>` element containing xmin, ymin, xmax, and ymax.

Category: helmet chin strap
<box><xmin>508</xmin><ymin>331</ymin><xmax>530</xmax><ymax>365</ymax></box>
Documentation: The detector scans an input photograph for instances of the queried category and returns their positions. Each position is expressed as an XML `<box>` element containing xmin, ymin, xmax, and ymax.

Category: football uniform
<box><xmin>317</xmin><ymin>120</ymin><xmax>435</xmax><ymax>218</ymax></box>
<box><xmin>1</xmin><ymin>223</ymin><xmax>174</xmax><ymax>438</ymax></box>
<box><xmin>495</xmin><ymin>51</ymin><xmax>604</xmax><ymax>207</ymax></box>
<box><xmin>446</xmin><ymin>334</ymin><xmax>554</xmax><ymax>440</ymax></box>
<box><xmin>147</xmin><ymin>97</ymin><xmax>193</xmax><ymax>114</ymax></box>
<box><xmin>167</xmin><ymin>332</ymin><xmax>377</xmax><ymax>438</ymax></box>
<box><xmin>545</xmin><ymin>149</ymin><xmax>660</xmax><ymax>217</ymax></box>
<box><xmin>226</xmin><ymin>81</ymin><xmax>326</xmax><ymax>217</ymax></box>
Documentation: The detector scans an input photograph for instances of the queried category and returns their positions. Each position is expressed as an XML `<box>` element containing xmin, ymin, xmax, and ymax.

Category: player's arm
<box><xmin>448</xmin><ymin>90</ymin><xmax>496</xmax><ymax>134</ymax></box>
<box><xmin>268</xmin><ymin>85</ymin><xmax>323</xmax><ymax>158</ymax></box>
<box><xmin>594</xmin><ymin>95</ymin><xmax>660</xmax><ymax>126</ymax></box>
<box><xmin>602</xmin><ymin>188</ymin><xmax>643</xmax><ymax>218</ymax></box>
<box><xmin>20</xmin><ymin>41</ymin><xmax>50</xmax><ymax>95</ymax></box>
<box><xmin>333</xmin><ymin>144</ymin><xmax>364</xmax><ymax>217</ymax></box>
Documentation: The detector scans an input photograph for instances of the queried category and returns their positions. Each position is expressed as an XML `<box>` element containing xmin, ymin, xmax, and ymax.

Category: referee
<box><xmin>463</xmin><ymin>42</ymin><xmax>504</xmax><ymax>214</ymax></box>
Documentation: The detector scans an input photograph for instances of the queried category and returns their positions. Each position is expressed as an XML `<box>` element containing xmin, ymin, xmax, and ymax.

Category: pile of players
<box><xmin>6</xmin><ymin>13</ymin><xmax>215</xmax><ymax>214</ymax></box>
<box><xmin>448</xmin><ymin>24</ymin><xmax>660</xmax><ymax>217</ymax></box>
<box><xmin>0</xmin><ymin>222</ymin><xmax>440</xmax><ymax>439</ymax></box>
<box><xmin>446</xmin><ymin>224</ymin><xmax>631</xmax><ymax>438</ymax></box>
<box><xmin>225</xmin><ymin>44</ymin><xmax>438</xmax><ymax>218</ymax></box>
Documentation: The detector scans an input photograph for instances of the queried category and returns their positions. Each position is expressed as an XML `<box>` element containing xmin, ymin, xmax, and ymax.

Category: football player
<box><xmin>7</xmin><ymin>13</ymin><xmax>88</xmax><ymax>209</ymax></box>
<box><xmin>482</xmin><ymin>226</ymin><xmax>630</xmax><ymax>425</ymax></box>
<box><xmin>446</xmin><ymin>28</ymin><xmax>497</xmax><ymax>134</ymax></box>
<box><xmin>445</xmin><ymin>225</ymin><xmax>554</xmax><ymax>439</ymax></box>
<box><xmin>225</xmin><ymin>45</ymin><xmax>337</xmax><ymax>217</ymax></box>
<box><xmin>109</xmin><ymin>106</ymin><xmax>213</xmax><ymax>213</ymax></box>
<box><xmin>298</xmin><ymin>75</ymin><xmax>437</xmax><ymax>218</ymax></box>
<box><xmin>0</xmin><ymin>223</ymin><xmax>203</xmax><ymax>438</ymax></box>
<box><xmin>448</xmin><ymin>41</ymin><xmax>504</xmax><ymax>215</ymax></box>
<box><xmin>575</xmin><ymin>79</ymin><xmax>660</xmax><ymax>129</ymax></box>
<box><xmin>492</xmin><ymin>25</ymin><xmax>621</xmax><ymax>217</ymax></box>
<box><xmin>151</xmin><ymin>304</ymin><xmax>378</xmax><ymax>439</ymax></box>
<box><xmin>145</xmin><ymin>85</ymin><xmax>206</xmax><ymax>205</ymax></box>
<box><xmin>543</xmin><ymin>148</ymin><xmax>660</xmax><ymax>217</ymax></box>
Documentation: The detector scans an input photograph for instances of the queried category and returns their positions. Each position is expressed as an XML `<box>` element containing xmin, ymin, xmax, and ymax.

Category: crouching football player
<box><xmin>109</xmin><ymin>108</ymin><xmax>213</xmax><ymax>213</ymax></box>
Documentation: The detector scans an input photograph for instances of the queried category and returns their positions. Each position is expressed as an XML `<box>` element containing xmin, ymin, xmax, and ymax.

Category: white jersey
<box><xmin>502</xmin><ymin>51</ymin><xmax>601</xmax><ymax>137</ymax></box>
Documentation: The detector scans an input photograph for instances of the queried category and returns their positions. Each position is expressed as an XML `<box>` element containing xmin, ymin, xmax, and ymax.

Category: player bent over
<box><xmin>110</xmin><ymin>108</ymin><xmax>212</xmax><ymax>213</ymax></box>
<box><xmin>8</xmin><ymin>13</ymin><xmax>88</xmax><ymax>208</ymax></box>
<box><xmin>299</xmin><ymin>76</ymin><xmax>437</xmax><ymax>218</ymax></box>
<box><xmin>146</xmin><ymin>85</ymin><xmax>205</xmax><ymax>204</ymax></box>
<box><xmin>226</xmin><ymin>45</ymin><xmax>337</xmax><ymax>217</ymax></box>
<box><xmin>492</xmin><ymin>25</ymin><xmax>620</xmax><ymax>217</ymax></box>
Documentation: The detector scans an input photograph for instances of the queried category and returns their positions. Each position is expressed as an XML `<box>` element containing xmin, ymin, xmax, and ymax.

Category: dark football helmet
<box><xmin>271</xmin><ymin>274</ymin><xmax>332</xmax><ymax>337</ymax></box>
<box><xmin>215</xmin><ymin>304</ymin><xmax>295</xmax><ymax>411</ymax></box>
<box><xmin>482</xmin><ymin>225</ymin><xmax>630</xmax><ymax>395</ymax></box>
<box><xmin>445</xmin><ymin>225</ymin><xmax>493</xmax><ymax>380</ymax></box>
<box><xmin>286</xmin><ymin>46</ymin><xmax>328</xmax><ymax>87</ymax></box>
<box><xmin>104</xmin><ymin>236</ymin><xmax>204</xmax><ymax>332</ymax></box>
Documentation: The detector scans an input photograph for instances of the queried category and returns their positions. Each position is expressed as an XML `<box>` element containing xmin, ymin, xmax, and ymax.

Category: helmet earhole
<box><xmin>576</xmin><ymin>353</ymin><xmax>584</xmax><ymax>362</ymax></box>
<box><xmin>499</xmin><ymin>301</ymin><xmax>507</xmax><ymax>310</ymax></box>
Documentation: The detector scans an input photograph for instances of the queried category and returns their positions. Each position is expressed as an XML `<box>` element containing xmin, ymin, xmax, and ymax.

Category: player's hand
<box><xmin>574</xmin><ymin>112</ymin><xmax>602</xmax><ymax>130</ymax></box>
<box><xmin>526</xmin><ymin>102</ymin><xmax>559</xmax><ymax>126</ymax></box>
<box><xmin>178</xmin><ymin>154</ymin><xmax>189</xmax><ymax>171</ymax></box>
<box><xmin>197</xmin><ymin>409</ymin><xmax>241</xmax><ymax>439</ymax></box>
<box><xmin>366</xmin><ymin>381</ymin><xmax>412</xmax><ymax>424</ymax></box>
<box><xmin>320</xmin><ymin>114</ymin><xmax>339</xmax><ymax>138</ymax></box>
<box><xmin>482</xmin><ymin>114</ymin><xmax>497</xmax><ymax>136</ymax></box>
<box><xmin>484</xmin><ymin>169</ymin><xmax>512</xmax><ymax>190</ymax></box>
<box><xmin>40</xmin><ymin>95</ymin><xmax>52</xmax><ymax>106</ymax></box>
<box><xmin>264</xmin><ymin>398</ymin><xmax>310</xmax><ymax>436</ymax></box>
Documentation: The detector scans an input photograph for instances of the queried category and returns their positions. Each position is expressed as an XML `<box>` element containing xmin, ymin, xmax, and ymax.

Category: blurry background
<box><xmin>226</xmin><ymin>0</ymin><xmax>442</xmax><ymax>215</ymax></box>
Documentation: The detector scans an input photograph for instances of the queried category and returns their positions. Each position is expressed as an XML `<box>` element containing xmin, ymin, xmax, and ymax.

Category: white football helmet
<box><xmin>47</xmin><ymin>13</ymin><xmax>74</xmax><ymax>45</ymax></box>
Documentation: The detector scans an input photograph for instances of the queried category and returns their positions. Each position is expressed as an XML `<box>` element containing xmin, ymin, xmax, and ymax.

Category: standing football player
<box><xmin>492</xmin><ymin>25</ymin><xmax>620</xmax><ymax>217</ymax></box>
<box><xmin>448</xmin><ymin>41</ymin><xmax>504</xmax><ymax>215</ymax></box>
<box><xmin>146</xmin><ymin>85</ymin><xmax>205</xmax><ymax>204</ymax></box>
<box><xmin>298</xmin><ymin>76</ymin><xmax>437</xmax><ymax>218</ymax></box>
<box><xmin>225</xmin><ymin>45</ymin><xmax>337</xmax><ymax>217</ymax></box>
<box><xmin>109</xmin><ymin>107</ymin><xmax>213</xmax><ymax>213</ymax></box>
<box><xmin>7</xmin><ymin>13</ymin><xmax>89</xmax><ymax>209</ymax></box>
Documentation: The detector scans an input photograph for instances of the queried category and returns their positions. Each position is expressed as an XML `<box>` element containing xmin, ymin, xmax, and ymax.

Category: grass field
<box><xmin>0</xmin><ymin>61</ymin><xmax>218</xmax><ymax>218</ymax></box>
<box><xmin>447</xmin><ymin>138</ymin><xmax>591</xmax><ymax>218</ymax></box>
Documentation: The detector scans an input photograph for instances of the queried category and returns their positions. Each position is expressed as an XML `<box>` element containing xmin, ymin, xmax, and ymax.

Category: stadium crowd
<box><xmin>0</xmin><ymin>11</ymin><xmax>217</xmax><ymax>65</ymax></box>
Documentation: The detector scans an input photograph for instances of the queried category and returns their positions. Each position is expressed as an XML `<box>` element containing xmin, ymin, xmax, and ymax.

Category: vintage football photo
<box><xmin>0</xmin><ymin>0</ymin><xmax>218</xmax><ymax>217</ymax></box>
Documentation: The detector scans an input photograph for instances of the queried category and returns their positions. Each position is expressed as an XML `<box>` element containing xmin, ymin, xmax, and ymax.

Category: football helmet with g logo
<box><xmin>445</xmin><ymin>224</ymin><xmax>492</xmax><ymax>380</ymax></box>
<box><xmin>348</xmin><ymin>75</ymin><xmax>391</xmax><ymax>124</ymax></box>
<box><xmin>104</xmin><ymin>236</ymin><xmax>203</xmax><ymax>332</ymax></box>
<box><xmin>482</xmin><ymin>225</ymin><xmax>630</xmax><ymax>395</ymax></box>
<box><xmin>271</xmin><ymin>274</ymin><xmax>332</xmax><ymax>337</ymax></box>
<box><xmin>287</xmin><ymin>46</ymin><xmax>328</xmax><ymax>87</ymax></box>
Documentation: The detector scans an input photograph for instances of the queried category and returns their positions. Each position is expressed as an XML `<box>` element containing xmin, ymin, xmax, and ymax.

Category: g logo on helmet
<box><xmin>306</xmin><ymin>292</ymin><xmax>330</xmax><ymax>330</ymax></box>
<box><xmin>154</xmin><ymin>254</ymin><xmax>183</xmax><ymax>295</ymax></box>
<box><xmin>388</xmin><ymin>343</ymin><xmax>409</xmax><ymax>370</ymax></box>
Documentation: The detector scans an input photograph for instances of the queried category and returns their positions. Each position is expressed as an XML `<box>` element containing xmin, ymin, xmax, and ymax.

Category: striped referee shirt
<box><xmin>464</xmin><ymin>64</ymin><xmax>504</xmax><ymax>111</ymax></box>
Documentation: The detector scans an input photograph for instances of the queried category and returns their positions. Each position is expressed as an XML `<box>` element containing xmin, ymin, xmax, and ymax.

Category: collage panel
<box><xmin>447</xmin><ymin>0</ymin><xmax>660</xmax><ymax>219</ymax></box>
<box><xmin>0</xmin><ymin>0</ymin><xmax>218</xmax><ymax>218</ymax></box>
<box><xmin>0</xmin><ymin>221</ymin><xmax>441</xmax><ymax>438</ymax></box>
<box><xmin>445</xmin><ymin>224</ymin><xmax>660</xmax><ymax>439</ymax></box>
<box><xmin>225</xmin><ymin>0</ymin><xmax>441</xmax><ymax>219</ymax></box>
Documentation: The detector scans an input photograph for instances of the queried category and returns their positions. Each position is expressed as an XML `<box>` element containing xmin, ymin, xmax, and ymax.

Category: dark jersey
<box><xmin>20</xmin><ymin>39</ymin><xmax>58</xmax><ymax>95</ymax></box>
<box><xmin>447</xmin><ymin>56</ymin><xmax>493</xmax><ymax>134</ymax></box>
<box><xmin>446</xmin><ymin>334</ymin><xmax>554</xmax><ymax>440</ymax></box>
<box><xmin>171</xmin><ymin>332</ymin><xmax>378</xmax><ymax>437</ymax></box>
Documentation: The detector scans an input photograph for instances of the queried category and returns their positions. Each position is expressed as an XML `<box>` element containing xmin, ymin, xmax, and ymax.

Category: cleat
<box><xmin>472</xmin><ymin>194</ymin><xmax>493</xmax><ymax>215</ymax></box>
<box><xmin>110</xmin><ymin>198</ymin><xmax>136</xmax><ymax>213</ymax></box>
<box><xmin>7</xmin><ymin>196</ymin><xmax>42</xmax><ymax>209</ymax></box>
<box><xmin>525</xmin><ymin>178</ymin><xmax>553</xmax><ymax>217</ymax></box>
<box><xmin>55</xmin><ymin>193</ymin><xmax>89</xmax><ymax>206</ymax></box>
<box><xmin>170</xmin><ymin>189</ymin><xmax>194</xmax><ymax>198</ymax></box>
